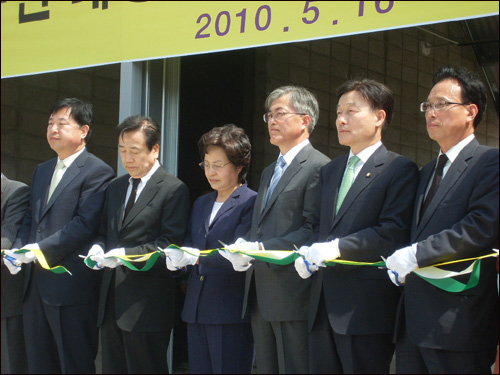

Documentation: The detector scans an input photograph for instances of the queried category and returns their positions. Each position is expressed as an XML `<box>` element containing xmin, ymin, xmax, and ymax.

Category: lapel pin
<box><xmin>366</xmin><ymin>173</ymin><xmax>371</xmax><ymax>178</ymax></box>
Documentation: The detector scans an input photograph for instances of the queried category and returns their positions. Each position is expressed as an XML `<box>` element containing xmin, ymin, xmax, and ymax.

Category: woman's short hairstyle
<box><xmin>198</xmin><ymin>124</ymin><xmax>251</xmax><ymax>183</ymax></box>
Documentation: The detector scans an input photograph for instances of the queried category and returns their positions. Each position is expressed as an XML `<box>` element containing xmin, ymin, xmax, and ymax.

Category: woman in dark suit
<box><xmin>167</xmin><ymin>124</ymin><xmax>256</xmax><ymax>374</ymax></box>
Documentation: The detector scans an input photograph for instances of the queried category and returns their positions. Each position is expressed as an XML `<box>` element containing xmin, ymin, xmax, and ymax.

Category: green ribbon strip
<box><xmin>83</xmin><ymin>251</ymin><xmax>162</xmax><ymax>272</ymax></box>
<box><xmin>415</xmin><ymin>259</ymin><xmax>481</xmax><ymax>292</ymax></box>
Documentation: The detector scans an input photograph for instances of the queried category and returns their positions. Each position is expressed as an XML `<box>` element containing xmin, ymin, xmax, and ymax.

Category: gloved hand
<box><xmin>219</xmin><ymin>249</ymin><xmax>253</xmax><ymax>271</ymax></box>
<box><xmin>303</xmin><ymin>239</ymin><xmax>340</xmax><ymax>267</ymax></box>
<box><xmin>219</xmin><ymin>239</ymin><xmax>255</xmax><ymax>272</ymax></box>
<box><xmin>226</xmin><ymin>238</ymin><xmax>261</xmax><ymax>252</ymax></box>
<box><xmin>86</xmin><ymin>244</ymin><xmax>105</xmax><ymax>270</ymax></box>
<box><xmin>4</xmin><ymin>244</ymin><xmax>38</xmax><ymax>264</ymax></box>
<box><xmin>164</xmin><ymin>247</ymin><xmax>200</xmax><ymax>270</ymax></box>
<box><xmin>294</xmin><ymin>256</ymin><xmax>319</xmax><ymax>279</ymax></box>
<box><xmin>94</xmin><ymin>248</ymin><xmax>125</xmax><ymax>269</ymax></box>
<box><xmin>3</xmin><ymin>253</ymin><xmax>23</xmax><ymax>275</ymax></box>
<box><xmin>385</xmin><ymin>245</ymin><xmax>418</xmax><ymax>285</ymax></box>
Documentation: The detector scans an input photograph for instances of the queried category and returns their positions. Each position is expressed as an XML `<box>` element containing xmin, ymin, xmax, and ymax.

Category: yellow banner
<box><xmin>2</xmin><ymin>1</ymin><xmax>498</xmax><ymax>78</ymax></box>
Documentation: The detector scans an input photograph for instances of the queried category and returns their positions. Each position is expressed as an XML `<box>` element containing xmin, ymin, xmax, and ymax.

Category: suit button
<box><xmin>200</xmin><ymin>276</ymin><xmax>204</xmax><ymax>281</ymax></box>
<box><xmin>37</xmin><ymin>227</ymin><xmax>43</xmax><ymax>233</ymax></box>
<box><xmin>205</xmin><ymin>233</ymin><xmax>208</xmax><ymax>238</ymax></box>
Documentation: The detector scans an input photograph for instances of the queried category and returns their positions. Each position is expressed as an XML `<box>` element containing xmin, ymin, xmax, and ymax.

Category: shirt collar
<box><xmin>439</xmin><ymin>134</ymin><xmax>475</xmax><ymax>163</ymax></box>
<box><xmin>348</xmin><ymin>141</ymin><xmax>382</xmax><ymax>164</ymax></box>
<box><xmin>279</xmin><ymin>139</ymin><xmax>310</xmax><ymax>166</ymax></box>
<box><xmin>58</xmin><ymin>147</ymin><xmax>85</xmax><ymax>168</ymax></box>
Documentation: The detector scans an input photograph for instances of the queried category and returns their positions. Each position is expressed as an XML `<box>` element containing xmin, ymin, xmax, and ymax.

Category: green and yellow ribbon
<box><xmin>2</xmin><ymin>248</ymin><xmax>71</xmax><ymax>275</ymax></box>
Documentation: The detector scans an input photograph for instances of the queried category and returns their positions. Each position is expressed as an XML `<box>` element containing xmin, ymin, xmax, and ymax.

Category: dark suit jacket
<box><xmin>401</xmin><ymin>138</ymin><xmax>499</xmax><ymax>352</ymax></box>
<box><xmin>243</xmin><ymin>143</ymin><xmax>330</xmax><ymax>321</ymax></box>
<box><xmin>97</xmin><ymin>166</ymin><xmax>190</xmax><ymax>332</ymax></box>
<box><xmin>308</xmin><ymin>145</ymin><xmax>418</xmax><ymax>334</ymax></box>
<box><xmin>181</xmin><ymin>184</ymin><xmax>257</xmax><ymax>324</ymax></box>
<box><xmin>14</xmin><ymin>149</ymin><xmax>114</xmax><ymax>306</ymax></box>
<box><xmin>1</xmin><ymin>176</ymin><xmax>30</xmax><ymax>318</ymax></box>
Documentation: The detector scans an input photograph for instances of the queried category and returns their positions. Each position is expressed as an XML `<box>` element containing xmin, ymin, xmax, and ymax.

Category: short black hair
<box><xmin>433</xmin><ymin>66</ymin><xmax>487</xmax><ymax>128</ymax></box>
<box><xmin>337</xmin><ymin>79</ymin><xmax>394</xmax><ymax>130</ymax></box>
<box><xmin>51</xmin><ymin>98</ymin><xmax>93</xmax><ymax>142</ymax></box>
<box><xmin>117</xmin><ymin>115</ymin><xmax>161</xmax><ymax>151</ymax></box>
<box><xmin>198</xmin><ymin>124</ymin><xmax>251</xmax><ymax>183</ymax></box>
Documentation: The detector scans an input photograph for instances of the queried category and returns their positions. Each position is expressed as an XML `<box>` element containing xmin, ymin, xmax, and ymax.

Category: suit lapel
<box><xmin>115</xmin><ymin>179</ymin><xmax>130</xmax><ymax>233</ymax></box>
<box><xmin>416</xmin><ymin>140</ymin><xmax>477</xmax><ymax>236</ymax></box>
<box><xmin>257</xmin><ymin>166</ymin><xmax>273</xmax><ymax>216</ymax></box>
<box><xmin>325</xmin><ymin>156</ymin><xmax>347</xmax><ymax>229</ymax></box>
<box><xmin>414</xmin><ymin>163</ymin><xmax>434</xmax><ymax>228</ymax></box>
<box><xmin>203</xmin><ymin>192</ymin><xmax>217</xmax><ymax>233</ymax></box>
<box><xmin>43</xmin><ymin>152</ymin><xmax>87</xmax><ymax>217</ymax></box>
<box><xmin>209</xmin><ymin>192</ymin><xmax>236</xmax><ymax>229</ymax></box>
<box><xmin>331</xmin><ymin>146</ymin><xmax>386</xmax><ymax>230</ymax></box>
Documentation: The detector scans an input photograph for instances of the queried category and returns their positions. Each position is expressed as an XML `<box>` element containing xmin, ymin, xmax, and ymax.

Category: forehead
<box><xmin>119</xmin><ymin>129</ymin><xmax>147</xmax><ymax>147</ymax></box>
<box><xmin>428</xmin><ymin>78</ymin><xmax>463</xmax><ymax>100</ymax></box>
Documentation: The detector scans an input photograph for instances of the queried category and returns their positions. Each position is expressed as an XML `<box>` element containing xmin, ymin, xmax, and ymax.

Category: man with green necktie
<box><xmin>296</xmin><ymin>79</ymin><xmax>419</xmax><ymax>374</ymax></box>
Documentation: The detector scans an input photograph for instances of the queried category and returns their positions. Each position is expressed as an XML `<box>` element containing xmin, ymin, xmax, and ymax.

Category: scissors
<box><xmin>3</xmin><ymin>254</ymin><xmax>22</xmax><ymax>267</ymax></box>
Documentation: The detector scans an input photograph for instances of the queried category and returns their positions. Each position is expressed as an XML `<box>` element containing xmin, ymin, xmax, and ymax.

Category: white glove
<box><xmin>3</xmin><ymin>254</ymin><xmax>23</xmax><ymax>275</ymax></box>
<box><xmin>86</xmin><ymin>244</ymin><xmax>105</xmax><ymax>270</ymax></box>
<box><xmin>219</xmin><ymin>249</ymin><xmax>253</xmax><ymax>271</ymax></box>
<box><xmin>94</xmin><ymin>248</ymin><xmax>125</xmax><ymax>269</ymax></box>
<box><xmin>4</xmin><ymin>244</ymin><xmax>38</xmax><ymax>264</ymax></box>
<box><xmin>294</xmin><ymin>256</ymin><xmax>319</xmax><ymax>279</ymax></box>
<box><xmin>385</xmin><ymin>245</ymin><xmax>418</xmax><ymax>284</ymax></box>
<box><xmin>164</xmin><ymin>247</ymin><xmax>200</xmax><ymax>270</ymax></box>
<box><xmin>303</xmin><ymin>239</ymin><xmax>340</xmax><ymax>267</ymax></box>
<box><xmin>226</xmin><ymin>238</ymin><xmax>261</xmax><ymax>252</ymax></box>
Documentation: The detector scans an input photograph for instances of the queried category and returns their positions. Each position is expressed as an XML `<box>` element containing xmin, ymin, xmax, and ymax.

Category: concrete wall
<box><xmin>1</xmin><ymin>22</ymin><xmax>498</xmax><ymax>187</ymax></box>
<box><xmin>1</xmin><ymin>64</ymin><xmax>120</xmax><ymax>183</ymax></box>
<box><xmin>249</xmin><ymin>22</ymin><xmax>499</xmax><ymax>184</ymax></box>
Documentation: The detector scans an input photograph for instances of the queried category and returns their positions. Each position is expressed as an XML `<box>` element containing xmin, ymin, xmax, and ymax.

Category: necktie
<box><xmin>47</xmin><ymin>160</ymin><xmax>66</xmax><ymax>203</ymax></box>
<box><xmin>123</xmin><ymin>178</ymin><xmax>141</xmax><ymax>221</ymax></box>
<box><xmin>421</xmin><ymin>154</ymin><xmax>448</xmax><ymax>217</ymax></box>
<box><xmin>265</xmin><ymin>156</ymin><xmax>286</xmax><ymax>206</ymax></box>
<box><xmin>336</xmin><ymin>155</ymin><xmax>361</xmax><ymax>214</ymax></box>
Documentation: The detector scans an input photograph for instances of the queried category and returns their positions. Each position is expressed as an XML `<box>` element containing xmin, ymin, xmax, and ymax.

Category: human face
<box><xmin>203</xmin><ymin>145</ymin><xmax>242</xmax><ymax>201</ymax></box>
<box><xmin>267</xmin><ymin>94</ymin><xmax>310</xmax><ymax>155</ymax></box>
<box><xmin>119</xmin><ymin>129</ymin><xmax>159</xmax><ymax>179</ymax></box>
<box><xmin>47</xmin><ymin>107</ymin><xmax>89</xmax><ymax>160</ymax></box>
<box><xmin>425</xmin><ymin>78</ymin><xmax>476</xmax><ymax>153</ymax></box>
<box><xmin>336</xmin><ymin>90</ymin><xmax>385</xmax><ymax>154</ymax></box>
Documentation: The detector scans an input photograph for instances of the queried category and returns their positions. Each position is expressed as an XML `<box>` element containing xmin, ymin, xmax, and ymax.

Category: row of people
<box><xmin>2</xmin><ymin>65</ymin><xmax>498</xmax><ymax>374</ymax></box>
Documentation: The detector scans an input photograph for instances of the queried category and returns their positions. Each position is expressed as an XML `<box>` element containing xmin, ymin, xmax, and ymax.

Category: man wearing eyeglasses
<box><xmin>220</xmin><ymin>86</ymin><xmax>330</xmax><ymax>373</ymax></box>
<box><xmin>386</xmin><ymin>66</ymin><xmax>499</xmax><ymax>373</ymax></box>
